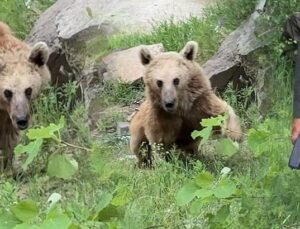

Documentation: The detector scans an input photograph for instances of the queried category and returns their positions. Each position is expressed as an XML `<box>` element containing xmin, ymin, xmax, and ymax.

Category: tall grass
<box><xmin>0</xmin><ymin>0</ymin><xmax>54</xmax><ymax>39</ymax></box>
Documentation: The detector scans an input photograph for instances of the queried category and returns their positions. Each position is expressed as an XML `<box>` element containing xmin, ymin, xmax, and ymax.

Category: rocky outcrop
<box><xmin>202</xmin><ymin>0</ymin><xmax>267</xmax><ymax>90</ymax></box>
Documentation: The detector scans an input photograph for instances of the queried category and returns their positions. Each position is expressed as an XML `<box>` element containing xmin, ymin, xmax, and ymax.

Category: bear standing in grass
<box><xmin>130</xmin><ymin>41</ymin><xmax>241</xmax><ymax>167</ymax></box>
<box><xmin>0</xmin><ymin>22</ymin><xmax>50</xmax><ymax>170</ymax></box>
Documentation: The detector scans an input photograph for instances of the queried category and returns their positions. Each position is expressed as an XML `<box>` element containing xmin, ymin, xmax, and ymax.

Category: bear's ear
<box><xmin>140</xmin><ymin>46</ymin><xmax>153</xmax><ymax>65</ymax></box>
<box><xmin>29</xmin><ymin>42</ymin><xmax>49</xmax><ymax>67</ymax></box>
<box><xmin>180</xmin><ymin>41</ymin><xmax>198</xmax><ymax>61</ymax></box>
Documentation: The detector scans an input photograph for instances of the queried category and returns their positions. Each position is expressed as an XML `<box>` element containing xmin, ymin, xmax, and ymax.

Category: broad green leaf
<box><xmin>247</xmin><ymin>128</ymin><xmax>271</xmax><ymax>156</ymax></box>
<box><xmin>96</xmin><ymin>193</ymin><xmax>113</xmax><ymax>213</ymax></box>
<box><xmin>212</xmin><ymin>204</ymin><xmax>230</xmax><ymax>223</ymax></box>
<box><xmin>27</xmin><ymin>117</ymin><xmax>65</xmax><ymax>141</ymax></box>
<box><xmin>175</xmin><ymin>182</ymin><xmax>199</xmax><ymax>206</ymax></box>
<box><xmin>194</xmin><ymin>189</ymin><xmax>213</xmax><ymax>198</ymax></box>
<box><xmin>190</xmin><ymin>199</ymin><xmax>205</xmax><ymax>215</ymax></box>
<box><xmin>191</xmin><ymin>126</ymin><xmax>212</xmax><ymax>147</ymax></box>
<box><xmin>201</xmin><ymin>115</ymin><xmax>227</xmax><ymax>127</ymax></box>
<box><xmin>11</xmin><ymin>200</ymin><xmax>39</xmax><ymax>223</ymax></box>
<box><xmin>40</xmin><ymin>214</ymin><xmax>71</xmax><ymax>229</ymax></box>
<box><xmin>97</xmin><ymin>204</ymin><xmax>124</xmax><ymax>222</ymax></box>
<box><xmin>111</xmin><ymin>187</ymin><xmax>132</xmax><ymax>206</ymax></box>
<box><xmin>14</xmin><ymin>139</ymin><xmax>43</xmax><ymax>169</ymax></box>
<box><xmin>0</xmin><ymin>211</ymin><xmax>20</xmax><ymax>229</ymax></box>
<box><xmin>194</xmin><ymin>172</ymin><xmax>214</xmax><ymax>188</ymax></box>
<box><xmin>214</xmin><ymin>179</ymin><xmax>237</xmax><ymax>198</ymax></box>
<box><xmin>47</xmin><ymin>154</ymin><xmax>78</xmax><ymax>179</ymax></box>
<box><xmin>90</xmin><ymin>193</ymin><xmax>114</xmax><ymax>220</ymax></box>
<box><xmin>215</xmin><ymin>138</ymin><xmax>239</xmax><ymax>157</ymax></box>
<box><xmin>13</xmin><ymin>224</ymin><xmax>40</xmax><ymax>229</ymax></box>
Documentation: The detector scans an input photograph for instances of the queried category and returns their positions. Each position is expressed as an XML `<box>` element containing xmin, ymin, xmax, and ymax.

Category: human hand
<box><xmin>292</xmin><ymin>118</ymin><xmax>300</xmax><ymax>143</ymax></box>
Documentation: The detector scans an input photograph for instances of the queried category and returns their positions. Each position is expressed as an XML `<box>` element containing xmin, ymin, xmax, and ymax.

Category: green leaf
<box><xmin>215</xmin><ymin>204</ymin><xmax>230</xmax><ymax>222</ymax></box>
<box><xmin>26</xmin><ymin>117</ymin><xmax>65</xmax><ymax>141</ymax></box>
<box><xmin>13</xmin><ymin>224</ymin><xmax>40</xmax><ymax>229</ymax></box>
<box><xmin>191</xmin><ymin>126</ymin><xmax>212</xmax><ymax>147</ymax></box>
<box><xmin>201</xmin><ymin>115</ymin><xmax>227</xmax><ymax>127</ymax></box>
<box><xmin>14</xmin><ymin>139</ymin><xmax>43</xmax><ymax>169</ymax></box>
<box><xmin>247</xmin><ymin>128</ymin><xmax>271</xmax><ymax>156</ymax></box>
<box><xmin>97</xmin><ymin>204</ymin><xmax>124</xmax><ymax>222</ymax></box>
<box><xmin>111</xmin><ymin>187</ymin><xmax>132</xmax><ymax>206</ymax></box>
<box><xmin>215</xmin><ymin>138</ymin><xmax>239</xmax><ymax>157</ymax></box>
<box><xmin>96</xmin><ymin>193</ymin><xmax>113</xmax><ymax>213</ymax></box>
<box><xmin>11</xmin><ymin>200</ymin><xmax>39</xmax><ymax>223</ymax></box>
<box><xmin>214</xmin><ymin>179</ymin><xmax>237</xmax><ymax>198</ymax></box>
<box><xmin>40</xmin><ymin>214</ymin><xmax>72</xmax><ymax>229</ymax></box>
<box><xmin>190</xmin><ymin>198</ymin><xmax>205</xmax><ymax>215</ymax></box>
<box><xmin>0</xmin><ymin>211</ymin><xmax>20</xmax><ymax>229</ymax></box>
<box><xmin>90</xmin><ymin>192</ymin><xmax>114</xmax><ymax>220</ymax></box>
<box><xmin>47</xmin><ymin>154</ymin><xmax>78</xmax><ymax>179</ymax></box>
<box><xmin>175</xmin><ymin>182</ymin><xmax>199</xmax><ymax>206</ymax></box>
<box><xmin>194</xmin><ymin>172</ymin><xmax>214</xmax><ymax>188</ymax></box>
<box><xmin>194</xmin><ymin>189</ymin><xmax>214</xmax><ymax>198</ymax></box>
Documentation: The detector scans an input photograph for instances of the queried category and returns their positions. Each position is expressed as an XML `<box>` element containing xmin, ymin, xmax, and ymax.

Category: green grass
<box><xmin>2</xmin><ymin>0</ymin><xmax>300</xmax><ymax>228</ymax></box>
<box><xmin>0</xmin><ymin>0</ymin><xmax>54</xmax><ymax>39</ymax></box>
<box><xmin>85</xmin><ymin>0</ymin><xmax>256</xmax><ymax>63</ymax></box>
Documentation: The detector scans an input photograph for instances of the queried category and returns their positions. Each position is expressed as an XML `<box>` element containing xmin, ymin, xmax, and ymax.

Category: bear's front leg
<box><xmin>129</xmin><ymin>112</ymin><xmax>153</xmax><ymax>168</ymax></box>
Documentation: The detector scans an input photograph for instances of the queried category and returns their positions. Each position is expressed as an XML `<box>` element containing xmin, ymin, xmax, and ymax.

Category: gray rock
<box><xmin>29</xmin><ymin>0</ymin><xmax>212</xmax><ymax>44</ymax></box>
<box><xmin>102</xmin><ymin>44</ymin><xmax>164</xmax><ymax>83</ymax></box>
<box><xmin>117</xmin><ymin>122</ymin><xmax>130</xmax><ymax>136</ymax></box>
<box><xmin>203</xmin><ymin>0</ymin><xmax>267</xmax><ymax>90</ymax></box>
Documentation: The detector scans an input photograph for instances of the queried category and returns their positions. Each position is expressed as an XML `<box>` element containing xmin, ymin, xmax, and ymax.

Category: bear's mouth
<box><xmin>163</xmin><ymin>106</ymin><xmax>177</xmax><ymax>113</ymax></box>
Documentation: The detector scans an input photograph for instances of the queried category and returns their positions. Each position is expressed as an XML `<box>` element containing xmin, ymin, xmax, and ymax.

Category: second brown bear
<box><xmin>130</xmin><ymin>41</ymin><xmax>242</xmax><ymax>167</ymax></box>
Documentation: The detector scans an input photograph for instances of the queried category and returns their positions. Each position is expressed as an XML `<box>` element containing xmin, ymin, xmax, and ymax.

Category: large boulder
<box><xmin>29</xmin><ymin>0</ymin><xmax>212</xmax><ymax>43</ymax></box>
<box><xmin>203</xmin><ymin>0</ymin><xmax>267</xmax><ymax>90</ymax></box>
<box><xmin>101</xmin><ymin>44</ymin><xmax>164</xmax><ymax>83</ymax></box>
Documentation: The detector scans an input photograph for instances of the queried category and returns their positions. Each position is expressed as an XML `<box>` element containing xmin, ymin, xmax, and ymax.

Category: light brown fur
<box><xmin>0</xmin><ymin>22</ymin><xmax>51</xmax><ymax>170</ymax></box>
<box><xmin>130</xmin><ymin>41</ymin><xmax>241</xmax><ymax>167</ymax></box>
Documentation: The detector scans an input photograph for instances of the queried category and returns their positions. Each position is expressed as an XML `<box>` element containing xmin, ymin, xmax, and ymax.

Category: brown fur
<box><xmin>130</xmin><ymin>41</ymin><xmax>241</xmax><ymax>167</ymax></box>
<box><xmin>0</xmin><ymin>22</ymin><xmax>51</xmax><ymax>170</ymax></box>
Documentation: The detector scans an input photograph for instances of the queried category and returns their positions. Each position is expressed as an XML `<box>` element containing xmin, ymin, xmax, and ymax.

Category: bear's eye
<box><xmin>4</xmin><ymin>89</ymin><xmax>13</xmax><ymax>100</ymax></box>
<box><xmin>173</xmin><ymin>78</ymin><xmax>180</xmax><ymax>86</ymax></box>
<box><xmin>25</xmin><ymin>87</ymin><xmax>32</xmax><ymax>98</ymax></box>
<box><xmin>157</xmin><ymin>80</ymin><xmax>163</xmax><ymax>88</ymax></box>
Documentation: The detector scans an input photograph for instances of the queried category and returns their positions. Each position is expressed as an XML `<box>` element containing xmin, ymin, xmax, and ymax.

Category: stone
<box><xmin>202</xmin><ymin>0</ymin><xmax>267</xmax><ymax>90</ymax></box>
<box><xmin>117</xmin><ymin>122</ymin><xmax>130</xmax><ymax>136</ymax></box>
<box><xmin>102</xmin><ymin>44</ymin><xmax>164</xmax><ymax>83</ymax></box>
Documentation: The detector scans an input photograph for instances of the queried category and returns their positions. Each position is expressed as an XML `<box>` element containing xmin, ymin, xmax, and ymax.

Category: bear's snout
<box><xmin>163</xmin><ymin>99</ymin><xmax>177</xmax><ymax>112</ymax></box>
<box><xmin>16</xmin><ymin>116</ymin><xmax>29</xmax><ymax>130</ymax></box>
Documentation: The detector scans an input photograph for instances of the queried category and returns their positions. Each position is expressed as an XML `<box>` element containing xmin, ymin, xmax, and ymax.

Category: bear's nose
<box><xmin>165</xmin><ymin>102</ymin><xmax>174</xmax><ymax>108</ymax></box>
<box><xmin>16</xmin><ymin>117</ymin><xmax>28</xmax><ymax>130</ymax></box>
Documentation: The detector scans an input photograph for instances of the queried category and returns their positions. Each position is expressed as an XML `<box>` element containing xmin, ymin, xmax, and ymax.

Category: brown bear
<box><xmin>0</xmin><ymin>22</ymin><xmax>51</xmax><ymax>170</ymax></box>
<box><xmin>130</xmin><ymin>41</ymin><xmax>241</xmax><ymax>167</ymax></box>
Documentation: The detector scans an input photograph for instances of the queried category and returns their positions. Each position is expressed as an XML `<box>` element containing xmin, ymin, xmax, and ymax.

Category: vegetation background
<box><xmin>0</xmin><ymin>0</ymin><xmax>300</xmax><ymax>228</ymax></box>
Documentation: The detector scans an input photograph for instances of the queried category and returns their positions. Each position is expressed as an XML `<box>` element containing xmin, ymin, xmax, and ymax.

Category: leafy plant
<box><xmin>14</xmin><ymin>117</ymin><xmax>84</xmax><ymax>179</ymax></box>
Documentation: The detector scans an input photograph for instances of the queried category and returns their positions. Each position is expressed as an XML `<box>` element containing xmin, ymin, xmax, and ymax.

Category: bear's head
<box><xmin>140</xmin><ymin>41</ymin><xmax>210</xmax><ymax>113</ymax></box>
<box><xmin>0</xmin><ymin>42</ymin><xmax>50</xmax><ymax>130</ymax></box>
